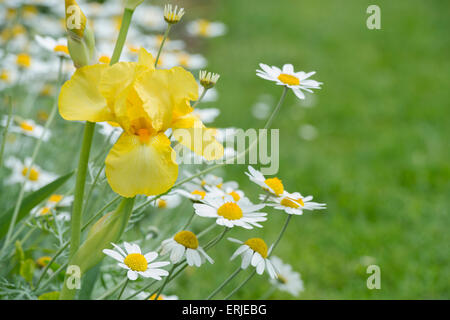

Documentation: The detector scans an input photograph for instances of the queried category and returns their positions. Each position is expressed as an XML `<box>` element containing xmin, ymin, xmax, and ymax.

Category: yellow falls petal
<box><xmin>58</xmin><ymin>64</ymin><xmax>113</xmax><ymax>122</ymax></box>
<box><xmin>105</xmin><ymin>132</ymin><xmax>178</xmax><ymax>197</ymax></box>
<box><xmin>172</xmin><ymin>115</ymin><xmax>224</xmax><ymax>161</ymax></box>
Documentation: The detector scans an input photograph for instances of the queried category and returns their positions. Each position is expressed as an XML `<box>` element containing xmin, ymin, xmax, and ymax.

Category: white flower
<box><xmin>134</xmin><ymin>5</ymin><xmax>166</xmax><ymax>31</ymax></box>
<box><xmin>136</xmin><ymin>292</ymin><xmax>179</xmax><ymax>300</ymax></box>
<box><xmin>31</xmin><ymin>194</ymin><xmax>74</xmax><ymax>218</ymax></box>
<box><xmin>199</xmin><ymin>70</ymin><xmax>220</xmax><ymax>89</ymax></box>
<box><xmin>151</xmin><ymin>193</ymin><xmax>182</xmax><ymax>209</ymax></box>
<box><xmin>4</xmin><ymin>157</ymin><xmax>57</xmax><ymax>191</ymax></box>
<box><xmin>263</xmin><ymin>191</ymin><xmax>326</xmax><ymax>215</ymax></box>
<box><xmin>269</xmin><ymin>256</ymin><xmax>304</xmax><ymax>296</ymax></box>
<box><xmin>164</xmin><ymin>4</ymin><xmax>185</xmax><ymax>24</ymax></box>
<box><xmin>162</xmin><ymin>52</ymin><xmax>207</xmax><ymax>70</ymax></box>
<box><xmin>256</xmin><ymin>63</ymin><xmax>322</xmax><ymax>100</ymax></box>
<box><xmin>193</xmin><ymin>195</ymin><xmax>267</xmax><ymax>229</ymax></box>
<box><xmin>187</xmin><ymin>19</ymin><xmax>227</xmax><ymax>38</ymax></box>
<box><xmin>192</xmin><ymin>108</ymin><xmax>220</xmax><ymax>124</ymax></box>
<box><xmin>229</xmin><ymin>237</ymin><xmax>277</xmax><ymax>278</ymax></box>
<box><xmin>161</xmin><ymin>230</ymin><xmax>213</xmax><ymax>267</ymax></box>
<box><xmin>103</xmin><ymin>242</ymin><xmax>170</xmax><ymax>281</ymax></box>
<box><xmin>2</xmin><ymin>116</ymin><xmax>51</xmax><ymax>141</ymax></box>
<box><xmin>246</xmin><ymin>166</ymin><xmax>286</xmax><ymax>197</ymax></box>
<box><xmin>35</xmin><ymin>35</ymin><xmax>69</xmax><ymax>58</ymax></box>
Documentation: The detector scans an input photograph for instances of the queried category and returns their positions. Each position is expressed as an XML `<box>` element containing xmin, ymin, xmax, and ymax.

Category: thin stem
<box><xmin>125</xmin><ymin>279</ymin><xmax>157</xmax><ymax>300</ymax></box>
<box><xmin>69</xmin><ymin>121</ymin><xmax>95</xmax><ymax>259</ymax></box>
<box><xmin>224</xmin><ymin>270</ymin><xmax>256</xmax><ymax>300</ymax></box>
<box><xmin>204</xmin><ymin>227</ymin><xmax>229</xmax><ymax>251</ymax></box>
<box><xmin>110</xmin><ymin>8</ymin><xmax>134</xmax><ymax>65</ymax></box>
<box><xmin>154</xmin><ymin>24</ymin><xmax>172</xmax><ymax>67</ymax></box>
<box><xmin>1</xmin><ymin>57</ymin><xmax>64</xmax><ymax>255</ymax></box>
<box><xmin>0</xmin><ymin>96</ymin><xmax>13</xmax><ymax>169</ymax></box>
<box><xmin>259</xmin><ymin>286</ymin><xmax>276</xmax><ymax>300</ymax></box>
<box><xmin>154</xmin><ymin>264</ymin><xmax>176</xmax><ymax>300</ymax></box>
<box><xmin>268</xmin><ymin>214</ymin><xmax>292</xmax><ymax>257</ymax></box>
<box><xmin>117</xmin><ymin>278</ymin><xmax>129</xmax><ymax>300</ymax></box>
<box><xmin>192</xmin><ymin>87</ymin><xmax>209</xmax><ymax>109</ymax></box>
<box><xmin>207</xmin><ymin>267</ymin><xmax>241</xmax><ymax>300</ymax></box>
<box><xmin>181</xmin><ymin>211</ymin><xmax>195</xmax><ymax>230</ymax></box>
<box><xmin>97</xmin><ymin>278</ymin><xmax>127</xmax><ymax>300</ymax></box>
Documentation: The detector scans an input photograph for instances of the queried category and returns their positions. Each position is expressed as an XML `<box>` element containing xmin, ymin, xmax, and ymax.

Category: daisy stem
<box><xmin>204</xmin><ymin>227</ymin><xmax>229</xmax><ymax>250</ymax></box>
<box><xmin>117</xmin><ymin>278</ymin><xmax>129</xmax><ymax>300</ymax></box>
<box><xmin>268</xmin><ymin>214</ymin><xmax>292</xmax><ymax>257</ymax></box>
<box><xmin>264</xmin><ymin>86</ymin><xmax>288</xmax><ymax>130</ymax></box>
<box><xmin>181</xmin><ymin>210</ymin><xmax>196</xmax><ymax>230</ymax></box>
<box><xmin>1</xmin><ymin>57</ymin><xmax>64</xmax><ymax>256</ymax></box>
<box><xmin>0</xmin><ymin>96</ymin><xmax>13</xmax><ymax>170</ymax></box>
<box><xmin>154</xmin><ymin>24</ymin><xmax>172</xmax><ymax>68</ymax></box>
<box><xmin>154</xmin><ymin>264</ymin><xmax>176</xmax><ymax>300</ymax></box>
<box><xmin>224</xmin><ymin>269</ymin><xmax>256</xmax><ymax>300</ymax></box>
<box><xmin>192</xmin><ymin>88</ymin><xmax>209</xmax><ymax>109</ymax></box>
<box><xmin>206</xmin><ymin>266</ymin><xmax>241</xmax><ymax>300</ymax></box>
<box><xmin>259</xmin><ymin>286</ymin><xmax>276</xmax><ymax>300</ymax></box>
<box><xmin>97</xmin><ymin>278</ymin><xmax>128</xmax><ymax>300</ymax></box>
<box><xmin>125</xmin><ymin>279</ymin><xmax>157</xmax><ymax>300</ymax></box>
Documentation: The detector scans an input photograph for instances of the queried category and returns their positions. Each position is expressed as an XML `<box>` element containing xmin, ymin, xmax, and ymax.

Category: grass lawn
<box><xmin>168</xmin><ymin>0</ymin><xmax>450</xmax><ymax>299</ymax></box>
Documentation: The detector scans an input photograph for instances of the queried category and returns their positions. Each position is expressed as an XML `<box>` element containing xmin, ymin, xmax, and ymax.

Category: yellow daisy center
<box><xmin>22</xmin><ymin>167</ymin><xmax>40</xmax><ymax>181</ymax></box>
<box><xmin>244</xmin><ymin>238</ymin><xmax>268</xmax><ymax>258</ymax></box>
<box><xmin>124</xmin><ymin>253</ymin><xmax>148</xmax><ymax>272</ymax></box>
<box><xmin>228</xmin><ymin>191</ymin><xmax>240</xmax><ymax>201</ymax></box>
<box><xmin>36</xmin><ymin>256</ymin><xmax>52</xmax><ymax>268</ymax></box>
<box><xmin>157</xmin><ymin>199</ymin><xmax>167</xmax><ymax>208</ymax></box>
<box><xmin>16</xmin><ymin>53</ymin><xmax>31</xmax><ymax>68</ymax></box>
<box><xmin>178</xmin><ymin>53</ymin><xmax>190</xmax><ymax>67</ymax></box>
<box><xmin>277</xmin><ymin>274</ymin><xmax>288</xmax><ymax>284</ymax></box>
<box><xmin>280</xmin><ymin>197</ymin><xmax>303</xmax><ymax>208</ymax></box>
<box><xmin>217</xmin><ymin>202</ymin><xmax>243</xmax><ymax>220</ymax></box>
<box><xmin>277</xmin><ymin>73</ymin><xmax>300</xmax><ymax>86</ymax></box>
<box><xmin>0</xmin><ymin>70</ymin><xmax>9</xmax><ymax>82</ymax></box>
<box><xmin>174</xmin><ymin>230</ymin><xmax>199</xmax><ymax>249</ymax></box>
<box><xmin>98</xmin><ymin>55</ymin><xmax>111</xmax><ymax>64</ymax></box>
<box><xmin>53</xmin><ymin>45</ymin><xmax>69</xmax><ymax>55</ymax></box>
<box><xmin>264</xmin><ymin>177</ymin><xmax>284</xmax><ymax>196</ymax></box>
<box><xmin>191</xmin><ymin>190</ymin><xmax>206</xmax><ymax>199</ymax></box>
<box><xmin>198</xmin><ymin>20</ymin><xmax>211</xmax><ymax>36</ymax></box>
<box><xmin>149</xmin><ymin>294</ymin><xmax>164</xmax><ymax>300</ymax></box>
<box><xmin>40</xmin><ymin>207</ymin><xmax>51</xmax><ymax>215</ymax></box>
<box><xmin>49</xmin><ymin>194</ymin><xmax>63</xmax><ymax>203</ymax></box>
<box><xmin>216</xmin><ymin>183</ymin><xmax>223</xmax><ymax>189</ymax></box>
<box><xmin>20</xmin><ymin>122</ymin><xmax>34</xmax><ymax>131</ymax></box>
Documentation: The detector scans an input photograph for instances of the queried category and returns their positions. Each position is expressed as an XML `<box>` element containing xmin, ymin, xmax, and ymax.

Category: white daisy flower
<box><xmin>164</xmin><ymin>4</ymin><xmax>185</xmax><ymax>24</ymax></box>
<box><xmin>193</xmin><ymin>195</ymin><xmax>267</xmax><ymax>229</ymax></box>
<box><xmin>35</xmin><ymin>35</ymin><xmax>69</xmax><ymax>58</ymax></box>
<box><xmin>161</xmin><ymin>230</ymin><xmax>213</xmax><ymax>267</ymax></box>
<box><xmin>187</xmin><ymin>19</ymin><xmax>227</xmax><ymax>38</ymax></box>
<box><xmin>229</xmin><ymin>237</ymin><xmax>277</xmax><ymax>278</ymax></box>
<box><xmin>4</xmin><ymin>157</ymin><xmax>57</xmax><ymax>191</ymax></box>
<box><xmin>103</xmin><ymin>242</ymin><xmax>170</xmax><ymax>281</ymax></box>
<box><xmin>151</xmin><ymin>193</ymin><xmax>182</xmax><ymax>209</ymax></box>
<box><xmin>2</xmin><ymin>117</ymin><xmax>51</xmax><ymax>141</ymax></box>
<box><xmin>162</xmin><ymin>52</ymin><xmax>207</xmax><ymax>70</ymax></box>
<box><xmin>31</xmin><ymin>194</ymin><xmax>74</xmax><ymax>218</ymax></box>
<box><xmin>246</xmin><ymin>165</ymin><xmax>286</xmax><ymax>197</ymax></box>
<box><xmin>269</xmin><ymin>256</ymin><xmax>304</xmax><ymax>296</ymax></box>
<box><xmin>199</xmin><ymin>70</ymin><xmax>220</xmax><ymax>89</ymax></box>
<box><xmin>264</xmin><ymin>191</ymin><xmax>326</xmax><ymax>215</ymax></box>
<box><xmin>135</xmin><ymin>292</ymin><xmax>179</xmax><ymax>300</ymax></box>
<box><xmin>134</xmin><ymin>5</ymin><xmax>166</xmax><ymax>31</ymax></box>
<box><xmin>204</xmin><ymin>184</ymin><xmax>245</xmax><ymax>203</ymax></box>
<box><xmin>192</xmin><ymin>108</ymin><xmax>220</xmax><ymax>124</ymax></box>
<box><xmin>256</xmin><ymin>63</ymin><xmax>322</xmax><ymax>100</ymax></box>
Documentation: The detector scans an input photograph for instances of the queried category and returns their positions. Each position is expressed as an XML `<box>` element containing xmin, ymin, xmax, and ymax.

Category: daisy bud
<box><xmin>64</xmin><ymin>0</ymin><xmax>95</xmax><ymax>68</ymax></box>
<box><xmin>164</xmin><ymin>4</ymin><xmax>185</xmax><ymax>24</ymax></box>
<box><xmin>125</xmin><ymin>0</ymin><xmax>144</xmax><ymax>10</ymax></box>
<box><xmin>199</xmin><ymin>70</ymin><xmax>220</xmax><ymax>89</ymax></box>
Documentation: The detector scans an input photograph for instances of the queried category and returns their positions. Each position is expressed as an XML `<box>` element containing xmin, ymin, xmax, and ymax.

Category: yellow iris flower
<box><xmin>59</xmin><ymin>48</ymin><xmax>223</xmax><ymax>197</ymax></box>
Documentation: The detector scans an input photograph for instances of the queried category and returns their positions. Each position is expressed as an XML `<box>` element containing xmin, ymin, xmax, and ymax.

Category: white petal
<box><xmin>292</xmin><ymin>88</ymin><xmax>305</xmax><ymax>100</ymax></box>
<box><xmin>144</xmin><ymin>251</ymin><xmax>158</xmax><ymax>262</ymax></box>
<box><xmin>256</xmin><ymin>260</ymin><xmax>265</xmax><ymax>275</ymax></box>
<box><xmin>127</xmin><ymin>270</ymin><xmax>138</xmax><ymax>280</ymax></box>
<box><xmin>241</xmin><ymin>250</ymin><xmax>253</xmax><ymax>269</ymax></box>
<box><xmin>103</xmin><ymin>249</ymin><xmax>124</xmax><ymax>263</ymax></box>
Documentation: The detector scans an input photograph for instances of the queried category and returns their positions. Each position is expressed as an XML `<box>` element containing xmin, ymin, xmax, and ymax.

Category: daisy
<box><xmin>31</xmin><ymin>194</ymin><xmax>74</xmax><ymax>218</ymax></box>
<box><xmin>135</xmin><ymin>292</ymin><xmax>179</xmax><ymax>300</ymax></box>
<box><xmin>269</xmin><ymin>256</ymin><xmax>304</xmax><ymax>296</ymax></box>
<box><xmin>246</xmin><ymin>166</ymin><xmax>286</xmax><ymax>197</ymax></box>
<box><xmin>103</xmin><ymin>242</ymin><xmax>170</xmax><ymax>281</ymax></box>
<box><xmin>160</xmin><ymin>230</ymin><xmax>213</xmax><ymax>266</ymax></box>
<box><xmin>186</xmin><ymin>19</ymin><xmax>227</xmax><ymax>38</ymax></box>
<box><xmin>192</xmin><ymin>108</ymin><xmax>220</xmax><ymax>124</ymax></box>
<box><xmin>164</xmin><ymin>4</ymin><xmax>185</xmax><ymax>24</ymax></box>
<box><xmin>134</xmin><ymin>5</ymin><xmax>166</xmax><ymax>31</ymax></box>
<box><xmin>4</xmin><ymin>156</ymin><xmax>57</xmax><ymax>191</ymax></box>
<box><xmin>199</xmin><ymin>70</ymin><xmax>220</xmax><ymax>89</ymax></box>
<box><xmin>151</xmin><ymin>193</ymin><xmax>182</xmax><ymax>209</ymax></box>
<box><xmin>1</xmin><ymin>117</ymin><xmax>51</xmax><ymax>141</ymax></box>
<box><xmin>264</xmin><ymin>191</ymin><xmax>326</xmax><ymax>215</ymax></box>
<box><xmin>35</xmin><ymin>35</ymin><xmax>69</xmax><ymax>58</ymax></box>
<box><xmin>228</xmin><ymin>237</ymin><xmax>277</xmax><ymax>278</ymax></box>
<box><xmin>193</xmin><ymin>195</ymin><xmax>267</xmax><ymax>229</ymax></box>
<box><xmin>162</xmin><ymin>52</ymin><xmax>207</xmax><ymax>70</ymax></box>
<box><xmin>256</xmin><ymin>63</ymin><xmax>322</xmax><ymax>100</ymax></box>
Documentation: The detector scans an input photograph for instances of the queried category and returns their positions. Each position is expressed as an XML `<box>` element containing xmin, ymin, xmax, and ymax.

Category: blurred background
<box><xmin>0</xmin><ymin>0</ymin><xmax>449</xmax><ymax>299</ymax></box>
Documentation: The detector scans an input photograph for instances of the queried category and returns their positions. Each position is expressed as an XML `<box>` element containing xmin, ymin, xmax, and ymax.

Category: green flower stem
<box><xmin>154</xmin><ymin>24</ymin><xmax>172</xmax><ymax>67</ymax></box>
<box><xmin>268</xmin><ymin>214</ymin><xmax>292</xmax><ymax>257</ymax></box>
<box><xmin>117</xmin><ymin>278</ymin><xmax>129</xmax><ymax>300</ymax></box>
<box><xmin>207</xmin><ymin>267</ymin><xmax>241</xmax><ymax>300</ymax></box>
<box><xmin>34</xmin><ymin>195</ymin><xmax>120</xmax><ymax>289</ymax></box>
<box><xmin>154</xmin><ymin>264</ymin><xmax>177</xmax><ymax>300</ymax></box>
<box><xmin>0</xmin><ymin>96</ymin><xmax>13</xmax><ymax>169</ymax></box>
<box><xmin>192</xmin><ymin>88</ymin><xmax>209</xmax><ymax>109</ymax></box>
<box><xmin>259</xmin><ymin>286</ymin><xmax>276</xmax><ymax>300</ymax></box>
<box><xmin>110</xmin><ymin>8</ymin><xmax>134</xmax><ymax>66</ymax></box>
<box><xmin>97</xmin><ymin>278</ymin><xmax>128</xmax><ymax>300</ymax></box>
<box><xmin>0</xmin><ymin>57</ymin><xmax>64</xmax><ymax>255</ymax></box>
<box><xmin>224</xmin><ymin>269</ymin><xmax>256</xmax><ymax>300</ymax></box>
<box><xmin>181</xmin><ymin>210</ymin><xmax>196</xmax><ymax>230</ymax></box>
<box><xmin>125</xmin><ymin>279</ymin><xmax>157</xmax><ymax>300</ymax></box>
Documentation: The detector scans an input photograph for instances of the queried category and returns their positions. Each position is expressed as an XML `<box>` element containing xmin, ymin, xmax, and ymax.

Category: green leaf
<box><xmin>0</xmin><ymin>171</ymin><xmax>74</xmax><ymax>239</ymax></box>
<box><xmin>38</xmin><ymin>291</ymin><xmax>60</xmax><ymax>300</ymax></box>
<box><xmin>20</xmin><ymin>258</ymin><xmax>35</xmax><ymax>285</ymax></box>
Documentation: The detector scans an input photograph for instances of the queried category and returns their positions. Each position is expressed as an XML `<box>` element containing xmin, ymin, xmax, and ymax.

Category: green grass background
<box><xmin>167</xmin><ymin>0</ymin><xmax>450</xmax><ymax>299</ymax></box>
<box><xmin>1</xmin><ymin>0</ymin><xmax>449</xmax><ymax>300</ymax></box>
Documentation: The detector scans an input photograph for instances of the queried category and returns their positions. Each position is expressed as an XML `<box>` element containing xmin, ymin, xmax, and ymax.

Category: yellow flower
<box><xmin>58</xmin><ymin>48</ymin><xmax>223</xmax><ymax>197</ymax></box>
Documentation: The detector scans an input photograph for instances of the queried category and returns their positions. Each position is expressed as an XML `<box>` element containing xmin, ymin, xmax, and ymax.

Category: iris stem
<box><xmin>154</xmin><ymin>24</ymin><xmax>172</xmax><ymax>67</ymax></box>
<box><xmin>0</xmin><ymin>96</ymin><xmax>13</xmax><ymax>169</ymax></box>
<box><xmin>0</xmin><ymin>57</ymin><xmax>64</xmax><ymax>256</ymax></box>
<box><xmin>207</xmin><ymin>267</ymin><xmax>241</xmax><ymax>300</ymax></box>
<box><xmin>110</xmin><ymin>8</ymin><xmax>134</xmax><ymax>65</ymax></box>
